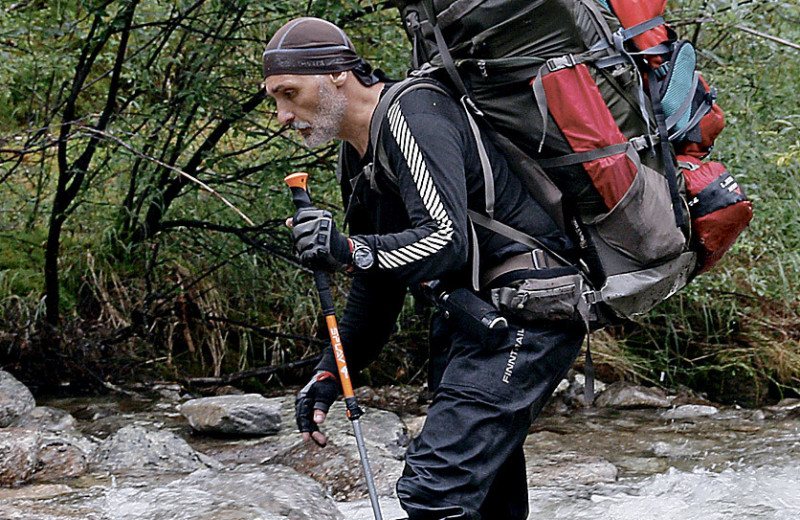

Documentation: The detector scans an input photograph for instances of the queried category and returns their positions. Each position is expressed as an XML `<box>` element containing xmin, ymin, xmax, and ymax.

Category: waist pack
<box><xmin>382</xmin><ymin>0</ymin><xmax>751</xmax><ymax>323</ymax></box>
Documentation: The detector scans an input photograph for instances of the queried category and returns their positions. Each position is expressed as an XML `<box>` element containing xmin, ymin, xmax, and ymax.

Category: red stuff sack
<box><xmin>678</xmin><ymin>156</ymin><xmax>753</xmax><ymax>274</ymax></box>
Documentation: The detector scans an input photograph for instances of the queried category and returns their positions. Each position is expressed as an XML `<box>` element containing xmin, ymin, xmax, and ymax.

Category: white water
<box><xmin>340</xmin><ymin>461</ymin><xmax>800</xmax><ymax>520</ymax></box>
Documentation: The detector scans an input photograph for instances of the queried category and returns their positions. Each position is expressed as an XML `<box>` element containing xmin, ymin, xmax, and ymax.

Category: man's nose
<box><xmin>276</xmin><ymin>103</ymin><xmax>294</xmax><ymax>126</ymax></box>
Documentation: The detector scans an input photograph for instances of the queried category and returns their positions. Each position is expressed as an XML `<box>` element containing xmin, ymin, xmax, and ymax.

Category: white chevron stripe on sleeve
<box><xmin>377</xmin><ymin>102</ymin><xmax>455</xmax><ymax>270</ymax></box>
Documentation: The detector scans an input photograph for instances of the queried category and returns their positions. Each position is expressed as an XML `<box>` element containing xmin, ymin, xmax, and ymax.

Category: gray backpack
<box><xmin>368</xmin><ymin>0</ymin><xmax>710</xmax><ymax>327</ymax></box>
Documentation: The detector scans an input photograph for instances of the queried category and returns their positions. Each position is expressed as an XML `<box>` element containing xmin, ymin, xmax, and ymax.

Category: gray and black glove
<box><xmin>291</xmin><ymin>207</ymin><xmax>352</xmax><ymax>272</ymax></box>
<box><xmin>295</xmin><ymin>370</ymin><xmax>339</xmax><ymax>446</ymax></box>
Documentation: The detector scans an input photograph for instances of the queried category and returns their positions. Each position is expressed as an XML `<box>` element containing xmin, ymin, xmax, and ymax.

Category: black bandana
<box><xmin>262</xmin><ymin>17</ymin><xmax>379</xmax><ymax>86</ymax></box>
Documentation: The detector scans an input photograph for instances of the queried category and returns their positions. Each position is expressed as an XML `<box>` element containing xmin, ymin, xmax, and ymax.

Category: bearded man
<box><xmin>262</xmin><ymin>17</ymin><xmax>585</xmax><ymax>520</ymax></box>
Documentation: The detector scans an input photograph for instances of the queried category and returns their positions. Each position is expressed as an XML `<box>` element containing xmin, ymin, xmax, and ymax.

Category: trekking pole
<box><xmin>284</xmin><ymin>172</ymin><xmax>384</xmax><ymax>520</ymax></box>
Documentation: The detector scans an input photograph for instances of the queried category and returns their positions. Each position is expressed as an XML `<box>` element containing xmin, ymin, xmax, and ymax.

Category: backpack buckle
<box><xmin>546</xmin><ymin>54</ymin><xmax>577</xmax><ymax>73</ymax></box>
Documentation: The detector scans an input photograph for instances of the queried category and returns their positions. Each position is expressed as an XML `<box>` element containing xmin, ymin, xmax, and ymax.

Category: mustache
<box><xmin>290</xmin><ymin>121</ymin><xmax>311</xmax><ymax>131</ymax></box>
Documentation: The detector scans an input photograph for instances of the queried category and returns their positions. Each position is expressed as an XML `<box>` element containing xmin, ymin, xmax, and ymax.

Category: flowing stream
<box><xmin>1</xmin><ymin>393</ymin><xmax>798</xmax><ymax>520</ymax></box>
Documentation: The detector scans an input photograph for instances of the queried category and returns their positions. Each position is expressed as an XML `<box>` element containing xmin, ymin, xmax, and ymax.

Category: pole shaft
<box><xmin>284</xmin><ymin>172</ymin><xmax>383</xmax><ymax>520</ymax></box>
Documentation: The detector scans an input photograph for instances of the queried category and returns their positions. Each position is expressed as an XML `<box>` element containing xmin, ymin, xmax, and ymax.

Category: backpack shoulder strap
<box><xmin>369</xmin><ymin>77</ymin><xmax>449</xmax><ymax>188</ymax></box>
<box><xmin>370</xmin><ymin>77</ymin><xmax>496</xmax><ymax>217</ymax></box>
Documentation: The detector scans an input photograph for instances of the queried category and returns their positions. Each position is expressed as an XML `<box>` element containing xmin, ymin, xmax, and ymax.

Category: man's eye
<box><xmin>284</xmin><ymin>90</ymin><xmax>295</xmax><ymax>99</ymax></box>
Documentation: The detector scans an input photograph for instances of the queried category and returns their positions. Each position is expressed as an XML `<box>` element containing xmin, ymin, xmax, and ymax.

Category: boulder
<box><xmin>269</xmin><ymin>401</ymin><xmax>409</xmax><ymax>501</ymax></box>
<box><xmin>103</xmin><ymin>466</ymin><xmax>344</xmax><ymax>520</ymax></box>
<box><xmin>0</xmin><ymin>428</ymin><xmax>41</xmax><ymax>487</ymax></box>
<box><xmin>662</xmin><ymin>404</ymin><xmax>719</xmax><ymax>420</ymax></box>
<box><xmin>526</xmin><ymin>451</ymin><xmax>618</xmax><ymax>486</ymax></box>
<box><xmin>180</xmin><ymin>394</ymin><xmax>282</xmax><ymax>435</ymax></box>
<box><xmin>91</xmin><ymin>424</ymin><xmax>221</xmax><ymax>474</ymax></box>
<box><xmin>32</xmin><ymin>431</ymin><xmax>97</xmax><ymax>482</ymax></box>
<box><xmin>13</xmin><ymin>406</ymin><xmax>78</xmax><ymax>432</ymax></box>
<box><xmin>0</xmin><ymin>370</ymin><xmax>36</xmax><ymax>427</ymax></box>
<box><xmin>595</xmin><ymin>382</ymin><xmax>671</xmax><ymax>409</ymax></box>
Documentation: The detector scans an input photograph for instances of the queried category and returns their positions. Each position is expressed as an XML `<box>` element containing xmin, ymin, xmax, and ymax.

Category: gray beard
<box><xmin>302</xmin><ymin>80</ymin><xmax>347</xmax><ymax>148</ymax></box>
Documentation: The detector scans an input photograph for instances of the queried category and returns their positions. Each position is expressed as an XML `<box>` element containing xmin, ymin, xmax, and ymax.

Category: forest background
<box><xmin>1</xmin><ymin>0</ymin><xmax>798</xmax><ymax>406</ymax></box>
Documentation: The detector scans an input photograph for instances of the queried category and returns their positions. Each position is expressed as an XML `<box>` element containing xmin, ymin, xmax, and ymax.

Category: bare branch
<box><xmin>74</xmin><ymin>125</ymin><xmax>257</xmax><ymax>226</ymax></box>
<box><xmin>733</xmin><ymin>24</ymin><xmax>800</xmax><ymax>51</ymax></box>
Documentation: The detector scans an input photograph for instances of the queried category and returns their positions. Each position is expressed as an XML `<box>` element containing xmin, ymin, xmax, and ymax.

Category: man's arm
<box><xmin>314</xmin><ymin>270</ymin><xmax>407</xmax><ymax>376</ymax></box>
<box><xmin>352</xmin><ymin>90</ymin><xmax>474</xmax><ymax>286</ymax></box>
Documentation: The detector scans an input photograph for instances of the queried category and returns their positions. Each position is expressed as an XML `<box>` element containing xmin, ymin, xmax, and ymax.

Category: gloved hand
<box><xmin>295</xmin><ymin>370</ymin><xmax>339</xmax><ymax>447</ymax></box>
<box><xmin>291</xmin><ymin>207</ymin><xmax>352</xmax><ymax>272</ymax></box>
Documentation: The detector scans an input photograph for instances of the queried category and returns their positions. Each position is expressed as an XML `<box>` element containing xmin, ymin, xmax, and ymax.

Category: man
<box><xmin>262</xmin><ymin>17</ymin><xmax>585</xmax><ymax>520</ymax></box>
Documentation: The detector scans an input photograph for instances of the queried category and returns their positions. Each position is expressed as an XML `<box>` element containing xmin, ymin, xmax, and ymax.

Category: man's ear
<box><xmin>329</xmin><ymin>71</ymin><xmax>347</xmax><ymax>87</ymax></box>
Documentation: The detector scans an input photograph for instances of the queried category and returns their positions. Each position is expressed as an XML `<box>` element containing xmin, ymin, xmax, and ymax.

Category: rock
<box><xmin>563</xmin><ymin>373</ymin><xmax>608</xmax><ymax>407</ymax></box>
<box><xmin>104</xmin><ymin>466</ymin><xmax>344</xmax><ymax>520</ymax></box>
<box><xmin>662</xmin><ymin>404</ymin><xmax>719</xmax><ymax>420</ymax></box>
<box><xmin>91</xmin><ymin>425</ymin><xmax>221</xmax><ymax>474</ymax></box>
<box><xmin>72</xmin><ymin>404</ymin><xmax>120</xmax><ymax>422</ymax></box>
<box><xmin>180</xmin><ymin>394</ymin><xmax>282</xmax><ymax>435</ymax></box>
<box><xmin>0</xmin><ymin>428</ymin><xmax>41</xmax><ymax>487</ymax></box>
<box><xmin>526</xmin><ymin>451</ymin><xmax>618</xmax><ymax>486</ymax></box>
<box><xmin>32</xmin><ymin>431</ymin><xmax>96</xmax><ymax>482</ymax></box>
<box><xmin>766</xmin><ymin>398</ymin><xmax>800</xmax><ymax>414</ymax></box>
<box><xmin>152</xmin><ymin>383</ymin><xmax>183</xmax><ymax>401</ymax></box>
<box><xmin>12</xmin><ymin>406</ymin><xmax>78</xmax><ymax>432</ymax></box>
<box><xmin>0</xmin><ymin>370</ymin><xmax>36</xmax><ymax>427</ymax></box>
<box><xmin>269</xmin><ymin>401</ymin><xmax>408</xmax><ymax>501</ymax></box>
<box><xmin>595</xmin><ymin>382</ymin><xmax>671</xmax><ymax>409</ymax></box>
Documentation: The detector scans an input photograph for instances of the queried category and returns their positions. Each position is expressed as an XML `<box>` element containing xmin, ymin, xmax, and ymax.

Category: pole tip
<box><xmin>284</xmin><ymin>172</ymin><xmax>309</xmax><ymax>190</ymax></box>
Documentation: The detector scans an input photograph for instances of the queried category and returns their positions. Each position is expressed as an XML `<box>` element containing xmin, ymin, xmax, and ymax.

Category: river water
<box><xmin>342</xmin><ymin>404</ymin><xmax>800</xmax><ymax>520</ymax></box>
<box><xmin>1</xmin><ymin>393</ymin><xmax>799</xmax><ymax>520</ymax></box>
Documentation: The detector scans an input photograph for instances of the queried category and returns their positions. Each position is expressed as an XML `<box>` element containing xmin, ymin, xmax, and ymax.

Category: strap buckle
<box><xmin>546</xmin><ymin>54</ymin><xmax>577</xmax><ymax>73</ymax></box>
<box><xmin>531</xmin><ymin>249</ymin><xmax>547</xmax><ymax>270</ymax></box>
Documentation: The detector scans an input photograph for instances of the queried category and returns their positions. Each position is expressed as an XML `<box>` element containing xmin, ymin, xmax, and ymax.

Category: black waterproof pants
<box><xmin>396</xmin><ymin>315</ymin><xmax>585</xmax><ymax>520</ymax></box>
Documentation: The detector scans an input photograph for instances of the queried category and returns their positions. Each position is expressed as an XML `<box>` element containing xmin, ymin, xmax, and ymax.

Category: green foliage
<box><xmin>1</xmin><ymin>0</ymin><xmax>798</xmax><ymax>401</ymax></box>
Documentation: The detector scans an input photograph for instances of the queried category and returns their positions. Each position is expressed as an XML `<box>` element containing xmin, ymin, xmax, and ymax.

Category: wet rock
<box><xmin>13</xmin><ymin>406</ymin><xmax>78</xmax><ymax>432</ymax></box>
<box><xmin>180</xmin><ymin>394</ymin><xmax>282</xmax><ymax>435</ymax></box>
<box><xmin>72</xmin><ymin>404</ymin><xmax>120</xmax><ymax>422</ymax></box>
<box><xmin>0</xmin><ymin>428</ymin><xmax>41</xmax><ymax>487</ymax></box>
<box><xmin>0</xmin><ymin>370</ymin><xmax>36</xmax><ymax>427</ymax></box>
<box><xmin>595</xmin><ymin>382</ymin><xmax>671</xmax><ymax>409</ymax></box>
<box><xmin>271</xmin><ymin>439</ymin><xmax>402</xmax><ymax>501</ymax></box>
<box><xmin>152</xmin><ymin>383</ymin><xmax>183</xmax><ymax>401</ymax></box>
<box><xmin>32</xmin><ymin>431</ymin><xmax>97</xmax><ymax>482</ymax></box>
<box><xmin>91</xmin><ymin>424</ymin><xmax>221</xmax><ymax>474</ymax></box>
<box><xmin>563</xmin><ymin>373</ymin><xmax>608</xmax><ymax>407</ymax></box>
<box><xmin>104</xmin><ymin>466</ymin><xmax>344</xmax><ymax>520</ymax></box>
<box><xmin>322</xmin><ymin>402</ymin><xmax>410</xmax><ymax>460</ymax></box>
<box><xmin>662</xmin><ymin>404</ymin><xmax>719</xmax><ymax>420</ymax></box>
<box><xmin>526</xmin><ymin>451</ymin><xmax>618</xmax><ymax>486</ymax></box>
<box><xmin>766</xmin><ymin>398</ymin><xmax>800</xmax><ymax>414</ymax></box>
<box><xmin>269</xmin><ymin>401</ymin><xmax>408</xmax><ymax>500</ymax></box>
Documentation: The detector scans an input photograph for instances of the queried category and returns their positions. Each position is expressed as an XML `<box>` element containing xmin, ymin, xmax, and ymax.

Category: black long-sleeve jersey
<box><xmin>315</xmin><ymin>85</ymin><xmax>575</xmax><ymax>376</ymax></box>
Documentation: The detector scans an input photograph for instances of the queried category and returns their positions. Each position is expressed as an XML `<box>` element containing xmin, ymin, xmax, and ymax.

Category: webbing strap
<box><xmin>537</xmin><ymin>141</ymin><xmax>631</xmax><ymax>169</ymax></box>
<box><xmin>648</xmin><ymin>69</ymin><xmax>689</xmax><ymax>232</ymax></box>
<box><xmin>536</xmin><ymin>136</ymin><xmax>654</xmax><ymax>170</ymax></box>
<box><xmin>531</xmin><ymin>66</ymin><xmax>550</xmax><ymax>153</ymax></box>
<box><xmin>584</xmin><ymin>334</ymin><xmax>595</xmax><ymax>405</ymax></box>
<box><xmin>665</xmin><ymin>72</ymin><xmax>701</xmax><ymax>132</ymax></box>
<box><xmin>369</xmin><ymin>78</ymin><xmax>450</xmax><ymax>188</ymax></box>
<box><xmin>467</xmin><ymin>210</ymin><xmax>572</xmax><ymax>268</ymax></box>
<box><xmin>669</xmin><ymin>87</ymin><xmax>714</xmax><ymax>142</ymax></box>
<box><xmin>621</xmin><ymin>15</ymin><xmax>666</xmax><ymax>42</ymax></box>
<box><xmin>460</xmin><ymin>97</ymin><xmax>495</xmax><ymax>218</ymax></box>
<box><xmin>421</xmin><ymin>1</ymin><xmax>482</xmax><ymax>116</ymax></box>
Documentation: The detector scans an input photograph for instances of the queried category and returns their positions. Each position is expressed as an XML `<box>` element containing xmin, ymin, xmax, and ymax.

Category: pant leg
<box><xmin>479</xmin><ymin>444</ymin><xmax>528</xmax><ymax>519</ymax></box>
<box><xmin>397</xmin><ymin>322</ymin><xmax>584</xmax><ymax>520</ymax></box>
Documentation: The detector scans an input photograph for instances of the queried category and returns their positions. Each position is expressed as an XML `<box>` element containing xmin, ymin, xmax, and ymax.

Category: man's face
<box><xmin>263</xmin><ymin>74</ymin><xmax>348</xmax><ymax>148</ymax></box>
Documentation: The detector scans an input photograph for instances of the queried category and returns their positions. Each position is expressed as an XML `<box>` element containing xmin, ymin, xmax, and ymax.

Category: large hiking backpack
<box><xmin>378</xmin><ymin>0</ymin><xmax>752</xmax><ymax>322</ymax></box>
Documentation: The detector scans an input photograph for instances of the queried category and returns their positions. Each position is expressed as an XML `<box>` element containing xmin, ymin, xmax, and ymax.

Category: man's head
<box><xmin>262</xmin><ymin>18</ymin><xmax>379</xmax><ymax>149</ymax></box>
